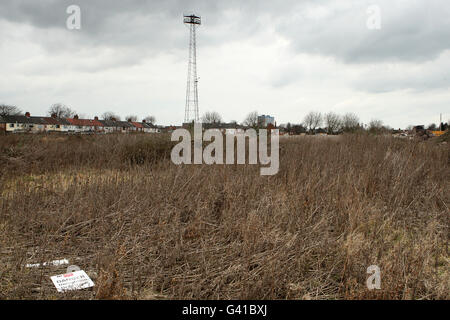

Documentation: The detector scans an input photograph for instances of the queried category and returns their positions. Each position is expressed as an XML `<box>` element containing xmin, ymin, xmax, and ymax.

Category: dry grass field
<box><xmin>0</xmin><ymin>133</ymin><xmax>448</xmax><ymax>299</ymax></box>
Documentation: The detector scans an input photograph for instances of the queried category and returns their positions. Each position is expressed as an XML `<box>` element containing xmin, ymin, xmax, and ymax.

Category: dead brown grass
<box><xmin>0</xmin><ymin>133</ymin><xmax>448</xmax><ymax>300</ymax></box>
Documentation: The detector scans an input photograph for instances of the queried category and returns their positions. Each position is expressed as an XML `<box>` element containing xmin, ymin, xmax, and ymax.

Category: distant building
<box><xmin>257</xmin><ymin>115</ymin><xmax>275</xmax><ymax>128</ymax></box>
<box><xmin>99</xmin><ymin>119</ymin><xmax>121</xmax><ymax>133</ymax></box>
<box><xmin>0</xmin><ymin>112</ymin><xmax>47</xmax><ymax>133</ymax></box>
<box><xmin>44</xmin><ymin>114</ymin><xmax>72</xmax><ymax>132</ymax></box>
<box><xmin>116</xmin><ymin>120</ymin><xmax>135</xmax><ymax>133</ymax></box>
<box><xmin>202</xmin><ymin>122</ymin><xmax>246</xmax><ymax>134</ymax></box>
<box><xmin>130</xmin><ymin>121</ymin><xmax>159</xmax><ymax>133</ymax></box>
<box><xmin>141</xmin><ymin>120</ymin><xmax>160</xmax><ymax>133</ymax></box>
<box><xmin>66</xmin><ymin>115</ymin><xmax>104</xmax><ymax>133</ymax></box>
<box><xmin>0</xmin><ymin>112</ymin><xmax>161</xmax><ymax>135</ymax></box>
<box><xmin>412</xmin><ymin>125</ymin><xmax>425</xmax><ymax>133</ymax></box>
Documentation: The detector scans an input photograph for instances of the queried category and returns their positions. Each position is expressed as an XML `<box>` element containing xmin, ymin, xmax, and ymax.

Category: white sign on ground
<box><xmin>50</xmin><ymin>270</ymin><xmax>94</xmax><ymax>293</ymax></box>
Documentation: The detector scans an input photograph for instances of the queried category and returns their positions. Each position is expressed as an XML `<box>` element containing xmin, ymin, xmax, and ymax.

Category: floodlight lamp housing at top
<box><xmin>184</xmin><ymin>15</ymin><xmax>201</xmax><ymax>25</ymax></box>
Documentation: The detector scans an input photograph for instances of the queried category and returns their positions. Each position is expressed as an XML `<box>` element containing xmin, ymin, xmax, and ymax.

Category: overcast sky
<box><xmin>0</xmin><ymin>0</ymin><xmax>449</xmax><ymax>128</ymax></box>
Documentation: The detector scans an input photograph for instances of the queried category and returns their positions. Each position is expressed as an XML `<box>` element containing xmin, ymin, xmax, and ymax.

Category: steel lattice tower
<box><xmin>183</xmin><ymin>14</ymin><xmax>201</xmax><ymax>123</ymax></box>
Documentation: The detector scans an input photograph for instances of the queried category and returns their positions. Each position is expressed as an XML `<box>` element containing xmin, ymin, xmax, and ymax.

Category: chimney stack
<box><xmin>74</xmin><ymin>115</ymin><xmax>79</xmax><ymax>120</ymax></box>
<box><xmin>94</xmin><ymin>116</ymin><xmax>99</xmax><ymax>121</ymax></box>
<box><xmin>25</xmin><ymin>112</ymin><xmax>30</xmax><ymax>117</ymax></box>
<box><xmin>111</xmin><ymin>117</ymin><xmax>116</xmax><ymax>122</ymax></box>
<box><xmin>142</xmin><ymin>119</ymin><xmax>146</xmax><ymax>123</ymax></box>
<box><xmin>51</xmin><ymin>113</ymin><xmax>57</xmax><ymax>118</ymax></box>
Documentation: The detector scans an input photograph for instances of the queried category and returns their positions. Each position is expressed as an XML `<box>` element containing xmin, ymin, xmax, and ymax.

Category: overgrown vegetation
<box><xmin>0</xmin><ymin>133</ymin><xmax>448</xmax><ymax>299</ymax></box>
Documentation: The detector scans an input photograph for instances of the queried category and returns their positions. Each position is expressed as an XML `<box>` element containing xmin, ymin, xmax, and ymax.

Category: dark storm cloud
<box><xmin>0</xmin><ymin>0</ymin><xmax>276</xmax><ymax>51</ymax></box>
<box><xmin>1</xmin><ymin>0</ymin><xmax>448</xmax><ymax>63</ymax></box>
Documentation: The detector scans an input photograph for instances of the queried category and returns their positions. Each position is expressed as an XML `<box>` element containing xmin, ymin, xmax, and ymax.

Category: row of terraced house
<box><xmin>0</xmin><ymin>112</ymin><xmax>160</xmax><ymax>134</ymax></box>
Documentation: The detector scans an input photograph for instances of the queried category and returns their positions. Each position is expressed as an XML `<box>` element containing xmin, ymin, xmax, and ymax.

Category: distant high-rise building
<box><xmin>258</xmin><ymin>115</ymin><xmax>275</xmax><ymax>127</ymax></box>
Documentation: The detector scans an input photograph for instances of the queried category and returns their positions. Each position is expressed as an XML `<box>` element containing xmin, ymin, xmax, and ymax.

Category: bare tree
<box><xmin>243</xmin><ymin>111</ymin><xmax>259</xmax><ymax>128</ymax></box>
<box><xmin>0</xmin><ymin>104</ymin><xmax>22</xmax><ymax>117</ymax></box>
<box><xmin>48</xmin><ymin>103</ymin><xmax>76</xmax><ymax>118</ymax></box>
<box><xmin>144</xmin><ymin>115</ymin><xmax>156</xmax><ymax>124</ymax></box>
<box><xmin>368</xmin><ymin>119</ymin><xmax>383</xmax><ymax>132</ymax></box>
<box><xmin>303</xmin><ymin>111</ymin><xmax>322</xmax><ymax>134</ymax></box>
<box><xmin>126</xmin><ymin>115</ymin><xmax>138</xmax><ymax>122</ymax></box>
<box><xmin>325</xmin><ymin>112</ymin><xmax>342</xmax><ymax>134</ymax></box>
<box><xmin>102</xmin><ymin>111</ymin><xmax>121</xmax><ymax>121</ymax></box>
<box><xmin>342</xmin><ymin>112</ymin><xmax>360</xmax><ymax>132</ymax></box>
<box><xmin>202</xmin><ymin>111</ymin><xmax>222</xmax><ymax>124</ymax></box>
<box><xmin>285</xmin><ymin>122</ymin><xmax>291</xmax><ymax>134</ymax></box>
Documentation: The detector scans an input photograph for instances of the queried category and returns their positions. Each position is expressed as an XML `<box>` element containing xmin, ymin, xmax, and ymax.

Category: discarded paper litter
<box><xmin>26</xmin><ymin>259</ymin><xmax>69</xmax><ymax>268</ymax></box>
<box><xmin>50</xmin><ymin>270</ymin><xmax>95</xmax><ymax>292</ymax></box>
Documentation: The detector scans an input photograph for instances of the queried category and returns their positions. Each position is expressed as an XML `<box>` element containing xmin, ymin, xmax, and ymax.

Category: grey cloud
<box><xmin>277</xmin><ymin>0</ymin><xmax>450</xmax><ymax>63</ymax></box>
<box><xmin>0</xmin><ymin>0</ymin><xmax>266</xmax><ymax>48</ymax></box>
<box><xmin>0</xmin><ymin>1</ymin><xmax>325</xmax><ymax>55</ymax></box>
<box><xmin>354</xmin><ymin>50</ymin><xmax>450</xmax><ymax>93</ymax></box>
<box><xmin>3</xmin><ymin>0</ymin><xmax>448</xmax><ymax>64</ymax></box>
